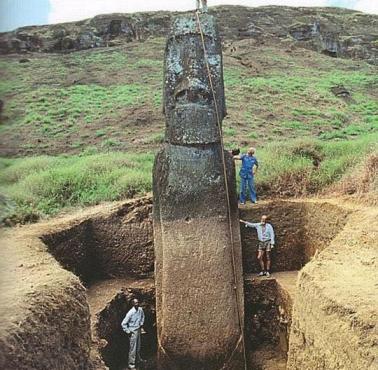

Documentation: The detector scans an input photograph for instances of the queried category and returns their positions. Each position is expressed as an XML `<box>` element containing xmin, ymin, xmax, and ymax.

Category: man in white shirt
<box><xmin>240</xmin><ymin>215</ymin><xmax>275</xmax><ymax>277</ymax></box>
<box><xmin>121</xmin><ymin>298</ymin><xmax>145</xmax><ymax>369</ymax></box>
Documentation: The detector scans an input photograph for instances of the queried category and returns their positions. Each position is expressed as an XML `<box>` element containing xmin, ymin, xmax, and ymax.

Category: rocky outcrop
<box><xmin>0</xmin><ymin>6</ymin><xmax>376</xmax><ymax>64</ymax></box>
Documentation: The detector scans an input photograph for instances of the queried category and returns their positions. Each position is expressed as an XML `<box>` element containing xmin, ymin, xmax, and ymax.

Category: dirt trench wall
<box><xmin>240</xmin><ymin>202</ymin><xmax>305</xmax><ymax>272</ymax></box>
<box><xmin>92</xmin><ymin>198</ymin><xmax>153</xmax><ymax>278</ymax></box>
<box><xmin>244</xmin><ymin>277</ymin><xmax>293</xmax><ymax>352</ymax></box>
<box><xmin>240</xmin><ymin>201</ymin><xmax>349</xmax><ymax>273</ymax></box>
<box><xmin>42</xmin><ymin>198</ymin><xmax>349</xmax><ymax>282</ymax></box>
<box><xmin>287</xmin><ymin>208</ymin><xmax>378</xmax><ymax>370</ymax></box>
<box><xmin>41</xmin><ymin>220</ymin><xmax>102</xmax><ymax>284</ymax></box>
<box><xmin>0</xmin><ymin>232</ymin><xmax>92</xmax><ymax>370</ymax></box>
<box><xmin>42</xmin><ymin>198</ymin><xmax>154</xmax><ymax>283</ymax></box>
<box><xmin>95</xmin><ymin>287</ymin><xmax>157</xmax><ymax>370</ymax></box>
<box><xmin>301</xmin><ymin>202</ymin><xmax>350</xmax><ymax>262</ymax></box>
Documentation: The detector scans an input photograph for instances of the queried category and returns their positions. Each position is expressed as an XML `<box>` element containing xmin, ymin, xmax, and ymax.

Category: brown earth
<box><xmin>287</xmin><ymin>202</ymin><xmax>378</xmax><ymax>370</ymax></box>
<box><xmin>0</xmin><ymin>196</ymin><xmax>376</xmax><ymax>369</ymax></box>
<box><xmin>41</xmin><ymin>197</ymin><xmax>154</xmax><ymax>285</ymax></box>
<box><xmin>240</xmin><ymin>200</ymin><xmax>350</xmax><ymax>272</ymax></box>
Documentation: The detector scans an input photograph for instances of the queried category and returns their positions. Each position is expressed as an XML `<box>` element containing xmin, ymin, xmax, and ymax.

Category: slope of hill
<box><xmin>0</xmin><ymin>33</ymin><xmax>376</xmax><ymax>156</ymax></box>
<box><xmin>0</xmin><ymin>5</ymin><xmax>377</xmax><ymax>222</ymax></box>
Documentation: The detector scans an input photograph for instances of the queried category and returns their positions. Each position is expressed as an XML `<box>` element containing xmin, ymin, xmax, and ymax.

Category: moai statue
<box><xmin>153</xmin><ymin>12</ymin><xmax>246</xmax><ymax>370</ymax></box>
<box><xmin>196</xmin><ymin>0</ymin><xmax>208</xmax><ymax>13</ymax></box>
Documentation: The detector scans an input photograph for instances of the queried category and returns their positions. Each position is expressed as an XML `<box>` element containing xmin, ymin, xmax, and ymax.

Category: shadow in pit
<box><xmin>39</xmin><ymin>198</ymin><xmax>350</xmax><ymax>369</ymax></box>
<box><xmin>240</xmin><ymin>200</ymin><xmax>350</xmax><ymax>273</ymax></box>
<box><xmin>96</xmin><ymin>288</ymin><xmax>157</xmax><ymax>370</ymax></box>
<box><xmin>244</xmin><ymin>276</ymin><xmax>291</xmax><ymax>370</ymax></box>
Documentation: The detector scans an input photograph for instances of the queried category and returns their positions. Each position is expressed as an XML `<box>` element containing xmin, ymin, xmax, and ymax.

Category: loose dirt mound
<box><xmin>0</xmin><ymin>229</ymin><xmax>91</xmax><ymax>370</ymax></box>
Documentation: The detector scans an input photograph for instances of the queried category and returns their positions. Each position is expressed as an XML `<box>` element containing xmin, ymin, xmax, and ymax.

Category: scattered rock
<box><xmin>331</xmin><ymin>85</ymin><xmax>354</xmax><ymax>103</ymax></box>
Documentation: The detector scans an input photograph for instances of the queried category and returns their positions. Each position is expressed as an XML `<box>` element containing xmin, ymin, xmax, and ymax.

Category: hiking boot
<box><xmin>257</xmin><ymin>271</ymin><xmax>265</xmax><ymax>277</ymax></box>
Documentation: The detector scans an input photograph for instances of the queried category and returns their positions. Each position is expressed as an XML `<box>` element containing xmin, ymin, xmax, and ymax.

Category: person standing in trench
<box><xmin>121</xmin><ymin>298</ymin><xmax>145</xmax><ymax>369</ymax></box>
<box><xmin>240</xmin><ymin>215</ymin><xmax>275</xmax><ymax>277</ymax></box>
<box><xmin>234</xmin><ymin>147</ymin><xmax>259</xmax><ymax>205</ymax></box>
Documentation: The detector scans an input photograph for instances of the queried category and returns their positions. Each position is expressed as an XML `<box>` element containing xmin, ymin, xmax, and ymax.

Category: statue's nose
<box><xmin>174</xmin><ymin>78</ymin><xmax>210</xmax><ymax>104</ymax></box>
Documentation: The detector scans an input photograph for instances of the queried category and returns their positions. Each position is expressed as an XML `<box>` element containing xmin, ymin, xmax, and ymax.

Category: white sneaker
<box><xmin>258</xmin><ymin>271</ymin><xmax>265</xmax><ymax>277</ymax></box>
<box><xmin>265</xmin><ymin>271</ymin><xmax>270</xmax><ymax>277</ymax></box>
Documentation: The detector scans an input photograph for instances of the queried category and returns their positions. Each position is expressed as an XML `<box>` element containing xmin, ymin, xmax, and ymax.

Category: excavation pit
<box><xmin>37</xmin><ymin>198</ymin><xmax>350</xmax><ymax>369</ymax></box>
<box><xmin>87</xmin><ymin>279</ymin><xmax>157</xmax><ymax>370</ymax></box>
<box><xmin>3</xmin><ymin>197</ymin><xmax>375</xmax><ymax>370</ymax></box>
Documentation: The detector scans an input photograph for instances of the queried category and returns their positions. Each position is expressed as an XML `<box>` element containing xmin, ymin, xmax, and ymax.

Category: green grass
<box><xmin>0</xmin><ymin>152</ymin><xmax>153</xmax><ymax>222</ymax></box>
<box><xmin>1</xmin><ymin>134</ymin><xmax>376</xmax><ymax>223</ymax></box>
<box><xmin>236</xmin><ymin>133</ymin><xmax>378</xmax><ymax>196</ymax></box>
<box><xmin>20</xmin><ymin>84</ymin><xmax>145</xmax><ymax>130</ymax></box>
<box><xmin>1</xmin><ymin>37</ymin><xmax>377</xmax><ymax>155</ymax></box>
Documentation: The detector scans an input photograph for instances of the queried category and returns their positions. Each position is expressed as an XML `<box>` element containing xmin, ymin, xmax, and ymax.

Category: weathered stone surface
<box><xmin>0</xmin><ymin>6</ymin><xmax>376</xmax><ymax>64</ymax></box>
<box><xmin>153</xmin><ymin>13</ymin><xmax>246</xmax><ymax>370</ymax></box>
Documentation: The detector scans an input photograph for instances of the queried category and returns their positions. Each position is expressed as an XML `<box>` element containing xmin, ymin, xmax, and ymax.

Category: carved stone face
<box><xmin>163</xmin><ymin>15</ymin><xmax>226</xmax><ymax>145</ymax></box>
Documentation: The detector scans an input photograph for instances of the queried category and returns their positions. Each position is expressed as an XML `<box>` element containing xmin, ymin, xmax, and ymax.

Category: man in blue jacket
<box><xmin>240</xmin><ymin>215</ymin><xmax>275</xmax><ymax>277</ymax></box>
<box><xmin>121</xmin><ymin>298</ymin><xmax>145</xmax><ymax>369</ymax></box>
<box><xmin>234</xmin><ymin>147</ymin><xmax>259</xmax><ymax>205</ymax></box>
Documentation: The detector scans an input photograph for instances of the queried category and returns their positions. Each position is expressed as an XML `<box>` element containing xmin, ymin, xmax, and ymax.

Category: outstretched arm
<box><xmin>240</xmin><ymin>220</ymin><xmax>259</xmax><ymax>228</ymax></box>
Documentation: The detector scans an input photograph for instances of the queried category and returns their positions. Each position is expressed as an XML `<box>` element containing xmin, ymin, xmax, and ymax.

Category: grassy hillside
<box><xmin>0</xmin><ymin>36</ymin><xmax>377</xmax><ymax>156</ymax></box>
<box><xmin>0</xmin><ymin>9</ymin><xmax>377</xmax><ymax>223</ymax></box>
<box><xmin>1</xmin><ymin>134</ymin><xmax>376</xmax><ymax>223</ymax></box>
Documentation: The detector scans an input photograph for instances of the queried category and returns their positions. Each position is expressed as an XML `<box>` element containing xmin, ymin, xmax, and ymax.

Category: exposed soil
<box><xmin>87</xmin><ymin>279</ymin><xmax>156</xmax><ymax>370</ymax></box>
<box><xmin>41</xmin><ymin>197</ymin><xmax>153</xmax><ymax>285</ymax></box>
<box><xmin>85</xmin><ymin>271</ymin><xmax>298</xmax><ymax>370</ymax></box>
<box><xmin>1</xmin><ymin>196</ymin><xmax>376</xmax><ymax>369</ymax></box>
<box><xmin>240</xmin><ymin>201</ymin><xmax>350</xmax><ymax>272</ymax></box>
<box><xmin>0</xmin><ymin>227</ymin><xmax>91</xmax><ymax>370</ymax></box>
<box><xmin>287</xmin><ymin>203</ymin><xmax>378</xmax><ymax>370</ymax></box>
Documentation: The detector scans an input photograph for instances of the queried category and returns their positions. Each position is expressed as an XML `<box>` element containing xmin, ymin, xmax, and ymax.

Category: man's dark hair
<box><xmin>231</xmin><ymin>148</ymin><xmax>240</xmax><ymax>156</ymax></box>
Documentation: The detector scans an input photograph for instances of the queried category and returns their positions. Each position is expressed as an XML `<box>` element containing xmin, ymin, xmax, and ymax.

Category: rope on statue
<box><xmin>156</xmin><ymin>10</ymin><xmax>247</xmax><ymax>370</ymax></box>
<box><xmin>195</xmin><ymin>10</ymin><xmax>248</xmax><ymax>370</ymax></box>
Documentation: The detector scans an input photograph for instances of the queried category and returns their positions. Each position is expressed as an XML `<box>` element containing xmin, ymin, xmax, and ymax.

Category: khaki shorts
<box><xmin>258</xmin><ymin>240</ymin><xmax>272</xmax><ymax>252</ymax></box>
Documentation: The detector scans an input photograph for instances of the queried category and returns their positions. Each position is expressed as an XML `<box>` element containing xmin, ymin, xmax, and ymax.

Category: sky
<box><xmin>0</xmin><ymin>0</ymin><xmax>377</xmax><ymax>32</ymax></box>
